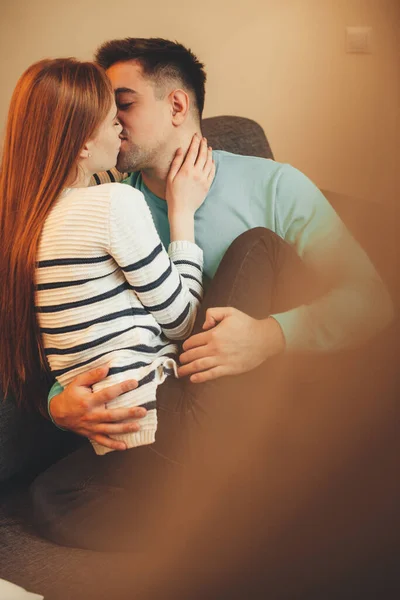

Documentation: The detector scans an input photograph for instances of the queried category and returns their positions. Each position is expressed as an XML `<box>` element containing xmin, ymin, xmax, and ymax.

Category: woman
<box><xmin>0</xmin><ymin>58</ymin><xmax>214</xmax><ymax>455</ymax></box>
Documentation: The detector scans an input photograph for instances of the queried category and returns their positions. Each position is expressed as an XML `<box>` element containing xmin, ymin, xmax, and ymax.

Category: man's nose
<box><xmin>117</xmin><ymin>118</ymin><xmax>125</xmax><ymax>136</ymax></box>
<box><xmin>117</xmin><ymin>110</ymin><xmax>126</xmax><ymax>124</ymax></box>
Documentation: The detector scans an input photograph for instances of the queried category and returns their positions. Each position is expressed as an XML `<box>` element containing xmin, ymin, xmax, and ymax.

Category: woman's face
<box><xmin>86</xmin><ymin>100</ymin><xmax>123</xmax><ymax>173</ymax></box>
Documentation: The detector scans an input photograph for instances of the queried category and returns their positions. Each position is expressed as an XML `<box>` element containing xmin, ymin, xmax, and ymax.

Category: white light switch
<box><xmin>346</xmin><ymin>26</ymin><xmax>372</xmax><ymax>53</ymax></box>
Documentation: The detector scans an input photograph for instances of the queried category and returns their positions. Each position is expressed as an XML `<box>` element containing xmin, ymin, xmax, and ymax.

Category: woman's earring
<box><xmin>88</xmin><ymin>153</ymin><xmax>92</xmax><ymax>158</ymax></box>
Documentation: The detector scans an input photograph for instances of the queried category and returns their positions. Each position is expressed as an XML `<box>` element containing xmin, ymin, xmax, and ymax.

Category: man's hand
<box><xmin>178</xmin><ymin>307</ymin><xmax>286</xmax><ymax>383</ymax></box>
<box><xmin>49</xmin><ymin>366</ymin><xmax>146</xmax><ymax>451</ymax></box>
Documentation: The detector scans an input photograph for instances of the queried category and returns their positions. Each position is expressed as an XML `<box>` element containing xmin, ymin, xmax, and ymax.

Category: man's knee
<box><xmin>225</xmin><ymin>227</ymin><xmax>284</xmax><ymax>260</ymax></box>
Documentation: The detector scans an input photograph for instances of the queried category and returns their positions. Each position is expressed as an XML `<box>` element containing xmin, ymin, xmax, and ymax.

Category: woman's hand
<box><xmin>166</xmin><ymin>134</ymin><xmax>215</xmax><ymax>220</ymax></box>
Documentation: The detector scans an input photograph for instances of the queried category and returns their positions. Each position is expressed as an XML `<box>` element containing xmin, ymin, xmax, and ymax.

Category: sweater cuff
<box><xmin>91</xmin><ymin>409</ymin><xmax>157</xmax><ymax>455</ymax></box>
<box><xmin>270</xmin><ymin>307</ymin><xmax>309</xmax><ymax>352</ymax></box>
<box><xmin>168</xmin><ymin>240</ymin><xmax>203</xmax><ymax>263</ymax></box>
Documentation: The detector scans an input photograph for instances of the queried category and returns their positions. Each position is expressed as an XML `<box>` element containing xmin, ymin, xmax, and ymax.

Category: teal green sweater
<box><xmin>48</xmin><ymin>151</ymin><xmax>393</xmax><ymax>404</ymax></box>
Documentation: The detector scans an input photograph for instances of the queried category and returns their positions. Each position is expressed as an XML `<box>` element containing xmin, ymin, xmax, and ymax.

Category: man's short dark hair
<box><xmin>95</xmin><ymin>38</ymin><xmax>207</xmax><ymax>119</ymax></box>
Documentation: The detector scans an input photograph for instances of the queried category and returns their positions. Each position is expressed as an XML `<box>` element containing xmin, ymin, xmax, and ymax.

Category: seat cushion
<box><xmin>0</xmin><ymin>483</ymin><xmax>140</xmax><ymax>600</ymax></box>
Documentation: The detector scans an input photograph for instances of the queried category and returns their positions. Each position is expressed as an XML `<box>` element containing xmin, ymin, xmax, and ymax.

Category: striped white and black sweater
<box><xmin>35</xmin><ymin>183</ymin><xmax>203</xmax><ymax>455</ymax></box>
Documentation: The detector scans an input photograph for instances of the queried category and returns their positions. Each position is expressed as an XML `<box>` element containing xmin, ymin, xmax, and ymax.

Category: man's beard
<box><xmin>116</xmin><ymin>141</ymin><xmax>151</xmax><ymax>174</ymax></box>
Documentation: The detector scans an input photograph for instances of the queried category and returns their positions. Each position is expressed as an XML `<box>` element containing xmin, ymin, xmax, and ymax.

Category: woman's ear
<box><xmin>170</xmin><ymin>89</ymin><xmax>190</xmax><ymax>125</ymax></box>
<box><xmin>79</xmin><ymin>143</ymin><xmax>92</xmax><ymax>160</ymax></box>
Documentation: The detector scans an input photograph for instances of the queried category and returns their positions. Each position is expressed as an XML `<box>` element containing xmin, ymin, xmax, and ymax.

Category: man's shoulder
<box><xmin>214</xmin><ymin>151</ymin><xmax>301</xmax><ymax>193</ymax></box>
<box><xmin>213</xmin><ymin>149</ymin><xmax>275</xmax><ymax>166</ymax></box>
<box><xmin>214</xmin><ymin>150</ymin><xmax>286</xmax><ymax>178</ymax></box>
<box><xmin>215</xmin><ymin>152</ymin><xmax>318</xmax><ymax>190</ymax></box>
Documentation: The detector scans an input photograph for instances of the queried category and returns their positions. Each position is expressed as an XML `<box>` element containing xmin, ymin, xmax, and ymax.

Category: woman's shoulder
<box><xmin>92</xmin><ymin>182</ymin><xmax>145</xmax><ymax>208</ymax></box>
<box><xmin>62</xmin><ymin>182</ymin><xmax>144</xmax><ymax>212</ymax></box>
<box><xmin>96</xmin><ymin>182</ymin><xmax>143</xmax><ymax>198</ymax></box>
<box><xmin>66</xmin><ymin>182</ymin><xmax>143</xmax><ymax>201</ymax></box>
<box><xmin>60</xmin><ymin>184</ymin><xmax>147</xmax><ymax>226</ymax></box>
<box><xmin>101</xmin><ymin>182</ymin><xmax>148</xmax><ymax>212</ymax></box>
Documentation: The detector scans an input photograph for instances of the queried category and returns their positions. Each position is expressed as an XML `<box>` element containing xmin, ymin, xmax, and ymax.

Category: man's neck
<box><xmin>140</xmin><ymin>127</ymin><xmax>202</xmax><ymax>200</ymax></box>
<box><xmin>140</xmin><ymin>167</ymin><xmax>169</xmax><ymax>200</ymax></box>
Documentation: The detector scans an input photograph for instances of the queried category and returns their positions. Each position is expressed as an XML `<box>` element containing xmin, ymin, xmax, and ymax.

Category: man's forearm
<box><xmin>272</xmin><ymin>277</ymin><xmax>394</xmax><ymax>353</ymax></box>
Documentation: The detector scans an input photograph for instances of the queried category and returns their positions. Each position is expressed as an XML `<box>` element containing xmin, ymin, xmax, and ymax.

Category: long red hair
<box><xmin>0</xmin><ymin>58</ymin><xmax>113</xmax><ymax>411</ymax></box>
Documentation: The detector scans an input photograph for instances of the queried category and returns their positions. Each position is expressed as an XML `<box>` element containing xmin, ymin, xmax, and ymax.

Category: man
<box><xmin>46</xmin><ymin>38</ymin><xmax>393</xmax><ymax>451</ymax></box>
<box><xmin>32</xmin><ymin>38</ymin><xmax>394</xmax><ymax>555</ymax></box>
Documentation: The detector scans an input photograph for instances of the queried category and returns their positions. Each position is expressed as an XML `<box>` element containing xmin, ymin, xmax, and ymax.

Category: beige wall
<box><xmin>1</xmin><ymin>0</ymin><xmax>399</xmax><ymax>204</ymax></box>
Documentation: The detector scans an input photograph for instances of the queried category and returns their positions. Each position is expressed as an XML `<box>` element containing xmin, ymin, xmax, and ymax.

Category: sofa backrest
<box><xmin>202</xmin><ymin>116</ymin><xmax>274</xmax><ymax>159</ymax></box>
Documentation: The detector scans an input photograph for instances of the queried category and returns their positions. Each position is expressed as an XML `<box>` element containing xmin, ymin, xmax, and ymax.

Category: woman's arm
<box><xmin>108</xmin><ymin>138</ymin><xmax>214</xmax><ymax>341</ymax></box>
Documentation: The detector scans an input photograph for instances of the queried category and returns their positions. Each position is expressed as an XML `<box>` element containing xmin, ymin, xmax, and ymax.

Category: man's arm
<box><xmin>270</xmin><ymin>165</ymin><xmax>393</xmax><ymax>351</ymax></box>
<box><xmin>178</xmin><ymin>165</ymin><xmax>394</xmax><ymax>382</ymax></box>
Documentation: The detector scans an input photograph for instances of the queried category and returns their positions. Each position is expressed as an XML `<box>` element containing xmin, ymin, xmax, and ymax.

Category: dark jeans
<box><xmin>30</xmin><ymin>227</ymin><xmax>353</xmax><ymax>554</ymax></box>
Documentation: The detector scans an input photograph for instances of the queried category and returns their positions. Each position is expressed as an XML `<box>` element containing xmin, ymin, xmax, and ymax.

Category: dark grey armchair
<box><xmin>202</xmin><ymin>115</ymin><xmax>274</xmax><ymax>159</ymax></box>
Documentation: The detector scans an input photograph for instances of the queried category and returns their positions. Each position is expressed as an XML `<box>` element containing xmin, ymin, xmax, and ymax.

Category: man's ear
<box><xmin>170</xmin><ymin>89</ymin><xmax>190</xmax><ymax>125</ymax></box>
